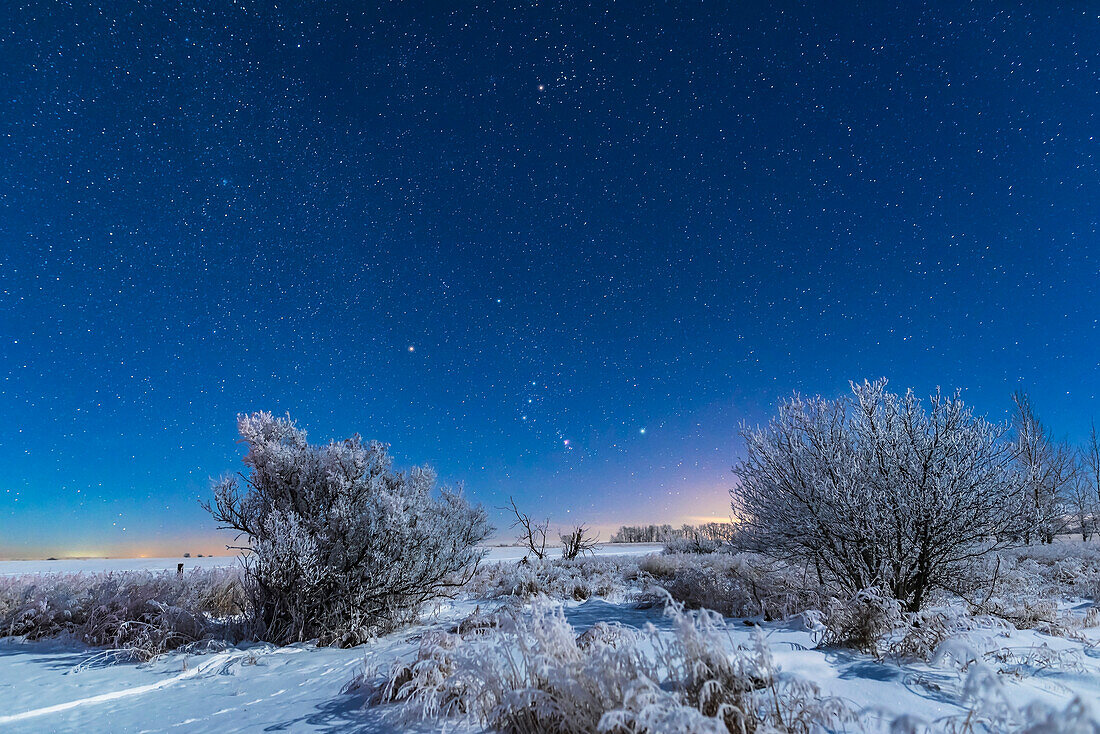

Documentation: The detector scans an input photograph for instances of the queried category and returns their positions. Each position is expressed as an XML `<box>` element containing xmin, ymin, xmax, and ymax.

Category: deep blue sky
<box><xmin>1</xmin><ymin>1</ymin><xmax>1097</xmax><ymax>558</ymax></box>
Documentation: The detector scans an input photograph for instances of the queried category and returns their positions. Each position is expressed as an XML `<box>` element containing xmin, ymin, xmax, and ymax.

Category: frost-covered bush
<box><xmin>367</xmin><ymin>600</ymin><xmax>854</xmax><ymax>733</ymax></box>
<box><xmin>641</xmin><ymin>553</ymin><xmax>829</xmax><ymax>621</ymax></box>
<box><xmin>942</xmin><ymin>543</ymin><xmax>1100</xmax><ymax>634</ymax></box>
<box><xmin>889</xmin><ymin>607</ymin><xmax>1014</xmax><ymax>662</ymax></box>
<box><xmin>996</xmin><ymin>542</ymin><xmax>1100</xmax><ymax>601</ymax></box>
<box><xmin>811</xmin><ymin>590</ymin><xmax>1022</xmax><ymax>662</ymax></box>
<box><xmin>816</xmin><ymin>589</ymin><xmax>902</xmax><ymax>655</ymax></box>
<box><xmin>0</xmin><ymin>568</ymin><xmax>246</xmax><ymax>660</ymax></box>
<box><xmin>465</xmin><ymin>552</ymin><xmax>828</xmax><ymax>615</ymax></box>
<box><xmin>205</xmin><ymin>412</ymin><xmax>492</xmax><ymax>645</ymax></box>
<box><xmin>733</xmin><ymin>379</ymin><xmax>1025</xmax><ymax>612</ymax></box>
<box><xmin>466</xmin><ymin>556</ymin><xmax>641</xmax><ymax>602</ymax></box>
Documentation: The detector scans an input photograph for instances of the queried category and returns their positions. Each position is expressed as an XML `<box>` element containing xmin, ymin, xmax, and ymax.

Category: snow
<box><xmin>0</xmin><ymin>638</ymin><xmax>375</xmax><ymax>733</ymax></box>
<box><xmin>3</xmin><ymin>547</ymin><xmax>1099</xmax><ymax>732</ymax></box>
<box><xmin>5</xmin><ymin>599</ymin><xmax>1097</xmax><ymax>732</ymax></box>
<box><xmin>0</xmin><ymin>543</ymin><xmax>664</xmax><ymax>576</ymax></box>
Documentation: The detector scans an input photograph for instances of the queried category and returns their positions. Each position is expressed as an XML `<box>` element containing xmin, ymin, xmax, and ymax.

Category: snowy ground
<box><xmin>4</xmin><ymin>597</ymin><xmax>1100</xmax><ymax>732</ymax></box>
<box><xmin>2</xmin><ymin>545</ymin><xmax>1099</xmax><ymax>732</ymax></box>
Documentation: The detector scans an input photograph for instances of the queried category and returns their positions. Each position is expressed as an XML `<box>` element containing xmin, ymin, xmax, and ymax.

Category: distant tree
<box><xmin>1067</xmin><ymin>472</ymin><xmax>1093</xmax><ymax>541</ymax></box>
<box><xmin>183</xmin><ymin>552</ymin><xmax>191</xmax><ymax>558</ymax></box>
<box><xmin>610</xmin><ymin>525</ymin><xmax>661</xmax><ymax>543</ymax></box>
<box><xmin>610</xmin><ymin>523</ymin><xmax>714</xmax><ymax>543</ymax></box>
<box><xmin>559</xmin><ymin>525</ymin><xmax>600</xmax><ymax>560</ymax></box>
<box><xmin>611</xmin><ymin>525</ymin><xmax>661</xmax><ymax>543</ymax></box>
<box><xmin>732</xmin><ymin>379</ymin><xmax>1025</xmax><ymax>612</ymax></box>
<box><xmin>204</xmin><ymin>412</ymin><xmax>492</xmax><ymax>646</ymax></box>
<box><xmin>1081</xmin><ymin>423</ymin><xmax>1100</xmax><ymax>538</ymax></box>
<box><xmin>1012</xmin><ymin>392</ymin><xmax>1076</xmax><ymax>544</ymax></box>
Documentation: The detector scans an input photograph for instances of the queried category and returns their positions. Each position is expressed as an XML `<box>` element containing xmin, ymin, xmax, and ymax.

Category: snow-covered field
<box><xmin>2</xmin><ymin>543</ymin><xmax>1099</xmax><ymax>732</ymax></box>
<box><xmin>0</xmin><ymin>543</ymin><xmax>664</xmax><ymax>576</ymax></box>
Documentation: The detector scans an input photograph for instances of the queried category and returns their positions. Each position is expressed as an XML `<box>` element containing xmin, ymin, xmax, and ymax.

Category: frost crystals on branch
<box><xmin>1011</xmin><ymin>392</ymin><xmax>1076</xmax><ymax>545</ymax></box>
<box><xmin>732</xmin><ymin>379</ymin><xmax>1026</xmax><ymax>612</ymax></box>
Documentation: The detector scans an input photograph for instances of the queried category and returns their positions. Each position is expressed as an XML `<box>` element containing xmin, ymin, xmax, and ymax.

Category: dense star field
<box><xmin>1</xmin><ymin>1</ymin><xmax>1097</xmax><ymax>556</ymax></box>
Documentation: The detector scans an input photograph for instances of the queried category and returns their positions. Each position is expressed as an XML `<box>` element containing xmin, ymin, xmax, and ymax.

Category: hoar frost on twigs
<box><xmin>370</xmin><ymin>600</ymin><xmax>854</xmax><ymax>734</ymax></box>
<box><xmin>204</xmin><ymin>412</ymin><xmax>492</xmax><ymax>646</ymax></box>
<box><xmin>732</xmin><ymin>379</ymin><xmax>1026</xmax><ymax>612</ymax></box>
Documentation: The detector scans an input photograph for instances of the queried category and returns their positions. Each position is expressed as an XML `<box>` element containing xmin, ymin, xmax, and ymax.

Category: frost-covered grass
<box><xmin>4</xmin><ymin>540</ymin><xmax>1100</xmax><ymax>731</ymax></box>
<box><xmin>0</xmin><ymin>568</ymin><xmax>247</xmax><ymax>660</ymax></box>
<box><xmin>364</xmin><ymin>596</ymin><xmax>1100</xmax><ymax>734</ymax></box>
<box><xmin>365</xmin><ymin>600</ymin><xmax>855</xmax><ymax>733</ymax></box>
<box><xmin>638</xmin><ymin>552</ymin><xmax>830</xmax><ymax>620</ymax></box>
<box><xmin>465</xmin><ymin>555</ymin><xmax>647</xmax><ymax>602</ymax></box>
<box><xmin>462</xmin><ymin>550</ymin><xmax>829</xmax><ymax>619</ymax></box>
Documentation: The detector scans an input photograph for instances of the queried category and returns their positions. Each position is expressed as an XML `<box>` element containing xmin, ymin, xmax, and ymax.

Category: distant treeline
<box><xmin>609</xmin><ymin>522</ymin><xmax>736</xmax><ymax>544</ymax></box>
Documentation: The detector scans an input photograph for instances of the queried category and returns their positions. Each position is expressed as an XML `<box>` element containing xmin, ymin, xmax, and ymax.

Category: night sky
<box><xmin>1</xmin><ymin>2</ymin><xmax>1097</xmax><ymax>558</ymax></box>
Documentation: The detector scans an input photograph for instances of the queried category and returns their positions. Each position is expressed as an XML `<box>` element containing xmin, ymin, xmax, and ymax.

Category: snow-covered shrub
<box><xmin>949</xmin><ymin>544</ymin><xmax>1100</xmax><ymax>635</ymax></box>
<box><xmin>204</xmin><ymin>412</ymin><xmax>492</xmax><ymax>645</ymax></box>
<box><xmin>655</xmin><ymin>563</ymin><xmax>754</xmax><ymax>617</ymax></box>
<box><xmin>987</xmin><ymin>642</ymin><xmax>1085</xmax><ymax>675</ymax></box>
<box><xmin>466</xmin><ymin>556</ymin><xmax>640</xmax><ymax>602</ymax></box>
<box><xmin>733</xmin><ymin>379</ymin><xmax>1026</xmax><ymax>611</ymax></box>
<box><xmin>890</xmin><ymin>607</ymin><xmax>1013</xmax><ymax>662</ymax></box>
<box><xmin>995</xmin><ymin>542</ymin><xmax>1100</xmax><ymax>601</ymax></box>
<box><xmin>956</xmin><ymin>664</ymin><xmax>1099</xmax><ymax>732</ymax></box>
<box><xmin>369</xmin><ymin>600</ymin><xmax>854</xmax><ymax>733</ymax></box>
<box><xmin>816</xmin><ymin>589</ymin><xmax>901</xmax><ymax>656</ymax></box>
<box><xmin>209</xmin><ymin>411</ymin><xmax>490</xmax><ymax>647</ymax></box>
<box><xmin>0</xmin><ymin>568</ymin><xmax>246</xmax><ymax>660</ymax></box>
<box><xmin>640</xmin><ymin>553</ymin><xmax>829</xmax><ymax>621</ymax></box>
<box><xmin>815</xmin><ymin>592</ymin><xmax>1023</xmax><ymax>662</ymax></box>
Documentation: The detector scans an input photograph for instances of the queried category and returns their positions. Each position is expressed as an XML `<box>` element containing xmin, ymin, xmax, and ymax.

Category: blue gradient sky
<box><xmin>1</xmin><ymin>1</ymin><xmax>1097</xmax><ymax>558</ymax></box>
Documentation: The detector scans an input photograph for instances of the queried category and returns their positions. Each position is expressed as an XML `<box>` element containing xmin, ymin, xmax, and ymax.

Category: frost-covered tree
<box><xmin>732</xmin><ymin>379</ymin><xmax>1025</xmax><ymax>612</ymax></box>
<box><xmin>1080</xmin><ymin>423</ymin><xmax>1100</xmax><ymax>538</ymax></box>
<box><xmin>1067</xmin><ymin>473</ymin><xmax>1093</xmax><ymax>541</ymax></box>
<box><xmin>1012</xmin><ymin>392</ymin><xmax>1076</xmax><ymax>544</ymax></box>
<box><xmin>204</xmin><ymin>412</ymin><xmax>492</xmax><ymax>646</ymax></box>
